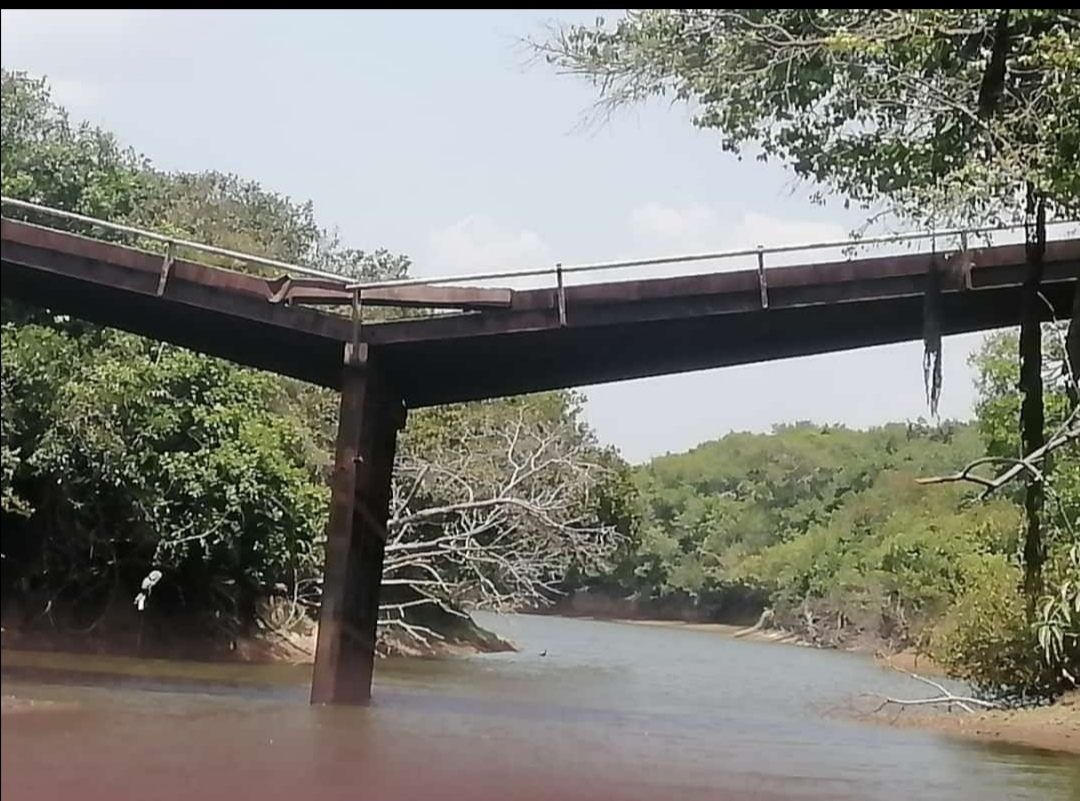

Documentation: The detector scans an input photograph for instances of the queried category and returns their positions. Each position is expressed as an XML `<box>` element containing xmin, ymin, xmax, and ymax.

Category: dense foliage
<box><xmin>535</xmin><ymin>7</ymin><xmax>1079</xmax><ymax>703</ymax></box>
<box><xmin>534</xmin><ymin>9</ymin><xmax>1080</xmax><ymax>227</ymax></box>
<box><xmin>580</xmin><ymin>326</ymin><xmax>1076</xmax><ymax>703</ymax></box>
<box><xmin>0</xmin><ymin>69</ymin><xmax>629</xmax><ymax>651</ymax></box>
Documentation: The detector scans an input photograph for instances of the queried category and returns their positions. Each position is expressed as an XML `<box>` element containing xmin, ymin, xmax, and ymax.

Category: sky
<box><xmin>0</xmin><ymin>9</ymin><xmax>1032</xmax><ymax>462</ymax></box>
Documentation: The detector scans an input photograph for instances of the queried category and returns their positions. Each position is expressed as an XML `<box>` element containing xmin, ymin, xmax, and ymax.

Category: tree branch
<box><xmin>379</xmin><ymin>403</ymin><xmax>624</xmax><ymax>630</ymax></box>
<box><xmin>864</xmin><ymin>668</ymin><xmax>1001</xmax><ymax>715</ymax></box>
<box><xmin>918</xmin><ymin>406</ymin><xmax>1080</xmax><ymax>497</ymax></box>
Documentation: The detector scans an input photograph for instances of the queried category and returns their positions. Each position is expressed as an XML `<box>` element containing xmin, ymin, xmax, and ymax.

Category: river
<box><xmin>2</xmin><ymin>613</ymin><xmax>1077</xmax><ymax>801</ymax></box>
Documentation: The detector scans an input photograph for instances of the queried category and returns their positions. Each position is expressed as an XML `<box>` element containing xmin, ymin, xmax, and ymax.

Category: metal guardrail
<box><xmin>3</xmin><ymin>195</ymin><xmax>1078</xmax><ymax>295</ymax></box>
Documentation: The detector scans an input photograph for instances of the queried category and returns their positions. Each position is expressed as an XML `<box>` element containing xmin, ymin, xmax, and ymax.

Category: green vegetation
<box><xmin>0</xmin><ymin>69</ymin><xmax>631</xmax><ymax>654</ymax></box>
<box><xmin>536</xmin><ymin>8</ymin><xmax>1079</xmax><ymax>704</ymax></box>
<box><xmin>2</xmin><ymin>7</ymin><xmax>1078</xmax><ymax>710</ymax></box>
<box><xmin>578</xmin><ymin>325</ymin><xmax>1076</xmax><ymax>703</ymax></box>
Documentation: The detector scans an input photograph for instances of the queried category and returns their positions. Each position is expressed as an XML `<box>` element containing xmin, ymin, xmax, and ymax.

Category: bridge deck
<box><xmin>2</xmin><ymin>218</ymin><xmax>1077</xmax><ymax>407</ymax></box>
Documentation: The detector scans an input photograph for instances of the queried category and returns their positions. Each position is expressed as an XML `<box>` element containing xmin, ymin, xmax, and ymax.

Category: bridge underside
<box><xmin>4</xmin><ymin>222</ymin><xmax>1078</xmax><ymax>407</ymax></box>
<box><xmin>2</xmin><ymin>219</ymin><xmax>1078</xmax><ymax>704</ymax></box>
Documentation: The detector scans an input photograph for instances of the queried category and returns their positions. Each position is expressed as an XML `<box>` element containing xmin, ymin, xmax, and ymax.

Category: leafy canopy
<box><xmin>535</xmin><ymin>9</ymin><xmax>1080</xmax><ymax>226</ymax></box>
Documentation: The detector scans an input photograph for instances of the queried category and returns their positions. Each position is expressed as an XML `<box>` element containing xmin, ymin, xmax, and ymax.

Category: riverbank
<box><xmin>1</xmin><ymin>695</ymin><xmax>75</xmax><ymax>715</ymax></box>
<box><xmin>610</xmin><ymin>617</ymin><xmax>807</xmax><ymax>645</ymax></box>
<box><xmin>0</xmin><ymin>606</ymin><xmax>514</xmax><ymax>665</ymax></box>
<box><xmin>606</xmin><ymin>615</ymin><xmax>1079</xmax><ymax>755</ymax></box>
<box><xmin>865</xmin><ymin>691</ymin><xmax>1080</xmax><ymax>755</ymax></box>
<box><xmin>611</xmin><ymin>615</ymin><xmax>954</xmax><ymax>675</ymax></box>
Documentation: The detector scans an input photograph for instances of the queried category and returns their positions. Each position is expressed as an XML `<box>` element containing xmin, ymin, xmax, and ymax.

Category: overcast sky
<box><xmin>0</xmin><ymin>9</ymin><xmax>1035</xmax><ymax>462</ymax></box>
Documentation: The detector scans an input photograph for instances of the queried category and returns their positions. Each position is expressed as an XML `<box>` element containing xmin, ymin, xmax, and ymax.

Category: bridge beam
<box><xmin>311</xmin><ymin>344</ymin><xmax>405</xmax><ymax>705</ymax></box>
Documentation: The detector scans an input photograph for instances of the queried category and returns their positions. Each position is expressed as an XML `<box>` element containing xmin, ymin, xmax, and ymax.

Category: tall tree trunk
<box><xmin>1020</xmin><ymin>185</ymin><xmax>1046</xmax><ymax>604</ymax></box>
<box><xmin>1067</xmin><ymin>280</ymin><xmax>1080</xmax><ymax>408</ymax></box>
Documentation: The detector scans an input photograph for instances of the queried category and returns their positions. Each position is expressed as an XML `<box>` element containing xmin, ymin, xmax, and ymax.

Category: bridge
<box><xmin>2</xmin><ymin>198</ymin><xmax>1078</xmax><ymax>705</ymax></box>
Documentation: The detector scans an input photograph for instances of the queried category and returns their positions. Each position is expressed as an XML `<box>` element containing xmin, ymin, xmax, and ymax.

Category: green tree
<box><xmin>602</xmin><ymin>421</ymin><xmax>987</xmax><ymax>629</ymax></box>
<box><xmin>1</xmin><ymin>69</ymin><xmax>628</xmax><ymax>652</ymax></box>
<box><xmin>2</xmin><ymin>325</ymin><xmax>329</xmax><ymax>633</ymax></box>
<box><xmin>957</xmin><ymin>326</ymin><xmax>1079</xmax><ymax>697</ymax></box>
<box><xmin>1</xmin><ymin>70</ymin><xmax>152</xmax><ymax>224</ymax></box>
<box><xmin>532</xmin><ymin>9</ymin><xmax>1080</xmax><ymax>225</ymax></box>
<box><xmin>533</xmin><ymin>9</ymin><xmax>1079</xmax><ymax>602</ymax></box>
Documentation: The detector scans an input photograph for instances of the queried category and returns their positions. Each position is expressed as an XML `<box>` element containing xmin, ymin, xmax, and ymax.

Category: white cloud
<box><xmin>419</xmin><ymin>204</ymin><xmax>852</xmax><ymax>294</ymax></box>
<box><xmin>421</xmin><ymin>203</ymin><xmax>858</xmax><ymax>292</ymax></box>
<box><xmin>629</xmin><ymin>201</ymin><xmax>720</xmax><ymax>243</ymax></box>
<box><xmin>630</xmin><ymin>201</ymin><xmax>847</xmax><ymax>252</ymax></box>
<box><xmin>424</xmin><ymin>215</ymin><xmax>555</xmax><ymax>289</ymax></box>
<box><xmin>613</xmin><ymin>200</ymin><xmax>851</xmax><ymax>284</ymax></box>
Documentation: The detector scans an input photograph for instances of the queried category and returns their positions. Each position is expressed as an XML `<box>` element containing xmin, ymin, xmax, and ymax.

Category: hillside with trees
<box><xmin>535</xmin><ymin>8</ymin><xmax>1079</xmax><ymax>704</ymax></box>
<box><xmin>562</xmin><ymin>325</ymin><xmax>1076</xmax><ymax>702</ymax></box>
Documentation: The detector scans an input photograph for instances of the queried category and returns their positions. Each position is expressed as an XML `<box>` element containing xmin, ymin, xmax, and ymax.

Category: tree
<box><xmin>600</xmin><ymin>420</ymin><xmax>990</xmax><ymax>634</ymax></box>
<box><xmin>950</xmin><ymin>328</ymin><xmax>1078</xmax><ymax>695</ymax></box>
<box><xmin>1034</xmin><ymin>542</ymin><xmax>1079</xmax><ymax>689</ymax></box>
<box><xmin>1</xmin><ymin>325</ymin><xmax>328</xmax><ymax>635</ymax></box>
<box><xmin>378</xmin><ymin>396</ymin><xmax>627</xmax><ymax>646</ymax></box>
<box><xmin>530</xmin><ymin>10</ymin><xmax>1080</xmax><ymax>226</ymax></box>
<box><xmin>531</xmin><ymin>8</ymin><xmax>1080</xmax><ymax>604</ymax></box>
<box><xmin>1</xmin><ymin>70</ymin><xmax>153</xmax><ymax>224</ymax></box>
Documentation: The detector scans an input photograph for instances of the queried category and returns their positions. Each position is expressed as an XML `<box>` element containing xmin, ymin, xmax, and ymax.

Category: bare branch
<box><xmin>863</xmin><ymin>668</ymin><xmax>1001</xmax><ymax>715</ymax></box>
<box><xmin>918</xmin><ymin>406</ymin><xmax>1080</xmax><ymax>496</ymax></box>
<box><xmin>378</xmin><ymin>403</ymin><xmax>623</xmax><ymax>635</ymax></box>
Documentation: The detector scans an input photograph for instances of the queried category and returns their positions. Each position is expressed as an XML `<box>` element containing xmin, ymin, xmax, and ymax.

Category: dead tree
<box><xmin>378</xmin><ymin>406</ymin><xmax>623</xmax><ymax>646</ymax></box>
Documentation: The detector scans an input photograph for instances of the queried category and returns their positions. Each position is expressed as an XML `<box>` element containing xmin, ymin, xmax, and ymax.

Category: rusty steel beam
<box><xmin>311</xmin><ymin>345</ymin><xmax>404</xmax><ymax>705</ymax></box>
<box><xmin>360</xmin><ymin>243</ymin><xmax>1078</xmax><ymax>348</ymax></box>
<box><xmin>3</xmin><ymin>218</ymin><xmax>1078</xmax><ymax>407</ymax></box>
<box><xmin>2</xmin><ymin>219</ymin><xmax>514</xmax><ymax>312</ymax></box>
<box><xmin>379</xmin><ymin>279</ymin><xmax>1076</xmax><ymax>407</ymax></box>
<box><xmin>265</xmin><ymin>274</ymin><xmax>514</xmax><ymax>310</ymax></box>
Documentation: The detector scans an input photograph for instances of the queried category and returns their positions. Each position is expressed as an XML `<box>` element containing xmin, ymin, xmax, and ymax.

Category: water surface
<box><xmin>3</xmin><ymin>613</ymin><xmax>1077</xmax><ymax>801</ymax></box>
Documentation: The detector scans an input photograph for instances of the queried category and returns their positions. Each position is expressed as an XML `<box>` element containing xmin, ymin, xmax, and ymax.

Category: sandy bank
<box><xmin>603</xmin><ymin>617</ymin><xmax>1079</xmax><ymax>755</ymax></box>
<box><xmin>870</xmin><ymin>692</ymin><xmax>1080</xmax><ymax>755</ymax></box>
<box><xmin>0</xmin><ymin>609</ymin><xmax>513</xmax><ymax>665</ymax></box>
<box><xmin>609</xmin><ymin>617</ymin><xmax>806</xmax><ymax>644</ymax></box>
<box><xmin>1</xmin><ymin>694</ymin><xmax>77</xmax><ymax>715</ymax></box>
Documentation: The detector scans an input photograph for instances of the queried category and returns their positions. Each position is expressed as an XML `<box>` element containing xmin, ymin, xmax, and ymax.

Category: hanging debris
<box><xmin>922</xmin><ymin>253</ymin><xmax>944</xmax><ymax>419</ymax></box>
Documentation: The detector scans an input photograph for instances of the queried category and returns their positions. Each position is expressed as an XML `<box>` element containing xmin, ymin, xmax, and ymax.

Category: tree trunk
<box><xmin>1067</xmin><ymin>280</ymin><xmax>1080</xmax><ymax>408</ymax></box>
<box><xmin>1019</xmin><ymin>186</ymin><xmax>1046</xmax><ymax>603</ymax></box>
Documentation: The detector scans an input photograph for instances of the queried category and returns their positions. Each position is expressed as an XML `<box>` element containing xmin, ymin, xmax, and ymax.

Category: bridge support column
<box><xmin>311</xmin><ymin>344</ymin><xmax>405</xmax><ymax>705</ymax></box>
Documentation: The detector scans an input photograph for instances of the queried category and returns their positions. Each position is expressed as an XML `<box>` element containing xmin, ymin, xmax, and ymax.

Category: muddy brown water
<box><xmin>3</xmin><ymin>613</ymin><xmax>1078</xmax><ymax>801</ymax></box>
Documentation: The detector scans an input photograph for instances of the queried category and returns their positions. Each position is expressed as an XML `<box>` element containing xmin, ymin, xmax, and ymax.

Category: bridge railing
<box><xmin>3</xmin><ymin>195</ymin><xmax>1078</xmax><ymax>301</ymax></box>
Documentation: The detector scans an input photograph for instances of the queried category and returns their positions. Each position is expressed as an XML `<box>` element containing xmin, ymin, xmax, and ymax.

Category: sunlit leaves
<box><xmin>536</xmin><ymin>9</ymin><xmax>1080</xmax><ymax>227</ymax></box>
<box><xmin>1034</xmin><ymin>543</ymin><xmax>1080</xmax><ymax>685</ymax></box>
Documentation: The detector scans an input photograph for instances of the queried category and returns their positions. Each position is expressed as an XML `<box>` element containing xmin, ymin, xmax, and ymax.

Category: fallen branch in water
<box><xmin>864</xmin><ymin>668</ymin><xmax>1000</xmax><ymax>716</ymax></box>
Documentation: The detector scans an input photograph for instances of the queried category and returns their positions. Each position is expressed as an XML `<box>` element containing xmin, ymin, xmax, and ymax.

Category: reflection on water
<box><xmin>3</xmin><ymin>613</ymin><xmax>1078</xmax><ymax>801</ymax></box>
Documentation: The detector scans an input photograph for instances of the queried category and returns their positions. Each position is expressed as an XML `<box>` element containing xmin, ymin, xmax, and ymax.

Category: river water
<box><xmin>2</xmin><ymin>613</ymin><xmax>1077</xmax><ymax>801</ymax></box>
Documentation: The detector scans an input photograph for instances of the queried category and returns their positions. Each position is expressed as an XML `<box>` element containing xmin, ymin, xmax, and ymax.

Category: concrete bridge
<box><xmin>2</xmin><ymin>202</ymin><xmax>1078</xmax><ymax>705</ymax></box>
